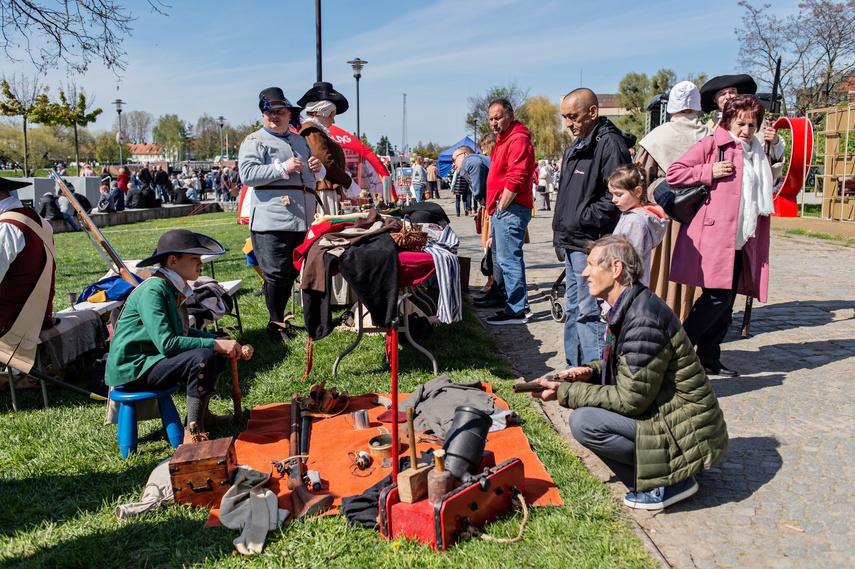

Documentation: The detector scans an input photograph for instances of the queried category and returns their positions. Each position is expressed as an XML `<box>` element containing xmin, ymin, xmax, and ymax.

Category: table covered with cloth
<box><xmin>294</xmin><ymin>211</ymin><xmax>460</xmax><ymax>341</ymax></box>
<box><xmin>39</xmin><ymin>309</ymin><xmax>105</xmax><ymax>370</ymax></box>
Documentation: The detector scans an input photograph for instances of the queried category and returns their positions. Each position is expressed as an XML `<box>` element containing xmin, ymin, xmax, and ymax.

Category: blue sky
<box><xmin>7</xmin><ymin>0</ymin><xmax>801</xmax><ymax>150</ymax></box>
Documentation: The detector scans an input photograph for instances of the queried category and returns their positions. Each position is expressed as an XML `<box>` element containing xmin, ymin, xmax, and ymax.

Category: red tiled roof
<box><xmin>597</xmin><ymin>94</ymin><xmax>619</xmax><ymax>107</ymax></box>
<box><xmin>128</xmin><ymin>143</ymin><xmax>163</xmax><ymax>155</ymax></box>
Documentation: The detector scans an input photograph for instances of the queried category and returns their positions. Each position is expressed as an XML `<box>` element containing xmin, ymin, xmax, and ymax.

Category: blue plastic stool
<box><xmin>110</xmin><ymin>383</ymin><xmax>184</xmax><ymax>458</ymax></box>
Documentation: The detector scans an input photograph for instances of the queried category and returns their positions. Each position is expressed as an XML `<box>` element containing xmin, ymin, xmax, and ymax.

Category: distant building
<box><xmin>128</xmin><ymin>143</ymin><xmax>166</xmax><ymax>164</ymax></box>
<box><xmin>795</xmin><ymin>71</ymin><xmax>855</xmax><ymax>111</ymax></box>
<box><xmin>596</xmin><ymin>94</ymin><xmax>631</xmax><ymax>119</ymax></box>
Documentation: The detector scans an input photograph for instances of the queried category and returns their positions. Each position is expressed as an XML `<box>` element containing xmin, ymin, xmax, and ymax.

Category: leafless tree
<box><xmin>0</xmin><ymin>0</ymin><xmax>169</xmax><ymax>74</ymax></box>
<box><xmin>194</xmin><ymin>114</ymin><xmax>221</xmax><ymax>160</ymax></box>
<box><xmin>121</xmin><ymin>110</ymin><xmax>154</xmax><ymax>143</ymax></box>
<box><xmin>736</xmin><ymin>0</ymin><xmax>855</xmax><ymax>114</ymax></box>
<box><xmin>466</xmin><ymin>82</ymin><xmax>530</xmax><ymax>140</ymax></box>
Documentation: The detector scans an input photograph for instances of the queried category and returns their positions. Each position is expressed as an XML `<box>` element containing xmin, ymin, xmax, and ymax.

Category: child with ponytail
<box><xmin>607</xmin><ymin>164</ymin><xmax>669</xmax><ymax>286</ymax></box>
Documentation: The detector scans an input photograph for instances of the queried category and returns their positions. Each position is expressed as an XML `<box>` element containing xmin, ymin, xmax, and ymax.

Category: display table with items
<box><xmin>334</xmin><ymin>251</ymin><xmax>439</xmax><ymax>375</ymax></box>
<box><xmin>295</xmin><ymin>208</ymin><xmax>463</xmax><ymax>378</ymax></box>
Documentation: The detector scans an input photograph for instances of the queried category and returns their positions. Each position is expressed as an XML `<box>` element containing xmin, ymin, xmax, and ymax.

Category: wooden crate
<box><xmin>169</xmin><ymin>437</ymin><xmax>237</xmax><ymax>508</ymax></box>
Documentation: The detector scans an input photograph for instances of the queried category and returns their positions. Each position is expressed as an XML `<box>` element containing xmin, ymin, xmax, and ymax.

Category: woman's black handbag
<box><xmin>654</xmin><ymin>147</ymin><xmax>724</xmax><ymax>224</ymax></box>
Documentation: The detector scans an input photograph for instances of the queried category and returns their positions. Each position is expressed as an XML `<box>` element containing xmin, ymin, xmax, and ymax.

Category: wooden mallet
<box><xmin>397</xmin><ymin>407</ymin><xmax>433</xmax><ymax>503</ymax></box>
<box><xmin>230</xmin><ymin>344</ymin><xmax>253</xmax><ymax>422</ymax></box>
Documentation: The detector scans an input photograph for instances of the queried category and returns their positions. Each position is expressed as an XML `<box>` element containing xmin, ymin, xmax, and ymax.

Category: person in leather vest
<box><xmin>0</xmin><ymin>177</ymin><xmax>56</xmax><ymax>372</ymax></box>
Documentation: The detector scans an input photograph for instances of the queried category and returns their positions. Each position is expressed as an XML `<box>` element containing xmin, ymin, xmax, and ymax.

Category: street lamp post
<box><xmin>113</xmin><ymin>99</ymin><xmax>124</xmax><ymax>167</ymax></box>
<box><xmin>347</xmin><ymin>58</ymin><xmax>367</xmax><ymax>142</ymax></box>
<box><xmin>217</xmin><ymin>116</ymin><xmax>226</xmax><ymax>164</ymax></box>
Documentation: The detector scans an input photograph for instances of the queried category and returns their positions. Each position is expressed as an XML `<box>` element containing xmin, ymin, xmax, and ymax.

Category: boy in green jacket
<box><xmin>106</xmin><ymin>229</ymin><xmax>242</xmax><ymax>444</ymax></box>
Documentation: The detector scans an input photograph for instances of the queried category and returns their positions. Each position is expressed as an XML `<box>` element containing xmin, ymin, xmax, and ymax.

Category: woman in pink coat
<box><xmin>666</xmin><ymin>95</ymin><xmax>773</xmax><ymax>378</ymax></box>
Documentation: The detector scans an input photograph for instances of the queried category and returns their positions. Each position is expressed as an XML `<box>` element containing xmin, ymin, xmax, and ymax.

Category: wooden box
<box><xmin>169</xmin><ymin>437</ymin><xmax>237</xmax><ymax>508</ymax></box>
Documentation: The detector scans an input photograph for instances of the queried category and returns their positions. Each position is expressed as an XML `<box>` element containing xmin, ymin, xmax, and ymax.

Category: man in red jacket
<box><xmin>484</xmin><ymin>98</ymin><xmax>535</xmax><ymax>325</ymax></box>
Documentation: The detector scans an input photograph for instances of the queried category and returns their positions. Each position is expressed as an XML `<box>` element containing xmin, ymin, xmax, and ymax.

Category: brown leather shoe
<box><xmin>183</xmin><ymin>427</ymin><xmax>210</xmax><ymax>445</ymax></box>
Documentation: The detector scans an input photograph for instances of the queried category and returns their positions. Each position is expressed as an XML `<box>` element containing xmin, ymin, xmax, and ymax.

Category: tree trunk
<box><xmin>22</xmin><ymin>118</ymin><xmax>29</xmax><ymax>177</ymax></box>
<box><xmin>74</xmin><ymin>124</ymin><xmax>80</xmax><ymax>172</ymax></box>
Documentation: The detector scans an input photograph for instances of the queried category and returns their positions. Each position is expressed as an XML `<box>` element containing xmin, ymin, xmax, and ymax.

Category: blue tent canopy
<box><xmin>437</xmin><ymin>136</ymin><xmax>479</xmax><ymax>178</ymax></box>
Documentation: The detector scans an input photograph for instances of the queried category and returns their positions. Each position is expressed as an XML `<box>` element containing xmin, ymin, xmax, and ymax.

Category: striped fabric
<box><xmin>423</xmin><ymin>225</ymin><xmax>462</xmax><ymax>324</ymax></box>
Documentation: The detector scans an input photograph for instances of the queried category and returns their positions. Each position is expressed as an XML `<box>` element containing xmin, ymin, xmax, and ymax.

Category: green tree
<box><xmin>92</xmin><ymin>130</ymin><xmax>131</xmax><ymax>164</ymax></box>
<box><xmin>614</xmin><ymin>72</ymin><xmax>651</xmax><ymax>140</ymax></box>
<box><xmin>466</xmin><ymin>82</ymin><xmax>530</xmax><ymax>140</ymax></box>
<box><xmin>525</xmin><ymin>95</ymin><xmax>570</xmax><ymax>160</ymax></box>
<box><xmin>53</xmin><ymin>83</ymin><xmax>103</xmax><ymax>170</ymax></box>
<box><xmin>376</xmin><ymin>135</ymin><xmax>394</xmax><ymax>156</ymax></box>
<box><xmin>412</xmin><ymin>141</ymin><xmax>440</xmax><ymax>160</ymax></box>
<box><xmin>615</xmin><ymin>72</ymin><xmax>651</xmax><ymax>116</ymax></box>
<box><xmin>614</xmin><ymin>68</ymin><xmax>678</xmax><ymax>139</ymax></box>
<box><xmin>0</xmin><ymin>74</ymin><xmax>57</xmax><ymax>176</ymax></box>
<box><xmin>29</xmin><ymin>124</ymin><xmax>74</xmax><ymax>171</ymax></box>
<box><xmin>650</xmin><ymin>69</ymin><xmax>677</xmax><ymax>96</ymax></box>
<box><xmin>152</xmin><ymin>114</ymin><xmax>188</xmax><ymax>162</ymax></box>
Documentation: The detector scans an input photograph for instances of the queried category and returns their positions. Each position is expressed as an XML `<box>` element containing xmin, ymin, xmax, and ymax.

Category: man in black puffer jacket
<box><xmin>532</xmin><ymin>235</ymin><xmax>728</xmax><ymax>512</ymax></box>
<box><xmin>554</xmin><ymin>88</ymin><xmax>632</xmax><ymax>369</ymax></box>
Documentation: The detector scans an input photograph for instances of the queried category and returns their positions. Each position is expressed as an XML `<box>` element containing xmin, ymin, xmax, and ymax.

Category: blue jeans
<box><xmin>488</xmin><ymin>220</ymin><xmax>504</xmax><ymax>292</ymax></box>
<box><xmin>62</xmin><ymin>213</ymin><xmax>79</xmax><ymax>231</ymax></box>
<box><xmin>491</xmin><ymin>203</ymin><xmax>530</xmax><ymax>315</ymax></box>
<box><xmin>412</xmin><ymin>184</ymin><xmax>425</xmax><ymax>203</ymax></box>
<box><xmin>569</xmin><ymin>407</ymin><xmax>636</xmax><ymax>489</ymax></box>
<box><xmin>155</xmin><ymin>184</ymin><xmax>169</xmax><ymax>203</ymax></box>
<box><xmin>564</xmin><ymin>250</ymin><xmax>605</xmax><ymax>367</ymax></box>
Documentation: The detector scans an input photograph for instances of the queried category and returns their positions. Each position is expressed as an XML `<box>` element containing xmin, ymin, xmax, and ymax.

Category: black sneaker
<box><xmin>701</xmin><ymin>359</ymin><xmax>739</xmax><ymax>377</ymax></box>
<box><xmin>474</xmin><ymin>295</ymin><xmax>504</xmax><ymax>308</ymax></box>
<box><xmin>486</xmin><ymin>311</ymin><xmax>529</xmax><ymax>325</ymax></box>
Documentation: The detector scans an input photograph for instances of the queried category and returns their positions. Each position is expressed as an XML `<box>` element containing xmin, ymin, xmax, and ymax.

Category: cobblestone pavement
<box><xmin>435</xmin><ymin>196</ymin><xmax>855</xmax><ymax>568</ymax></box>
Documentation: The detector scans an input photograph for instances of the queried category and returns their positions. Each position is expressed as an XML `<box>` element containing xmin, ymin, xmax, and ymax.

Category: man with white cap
<box><xmin>239</xmin><ymin>87</ymin><xmax>326</xmax><ymax>344</ymax></box>
<box><xmin>297</xmin><ymin>81</ymin><xmax>361</xmax><ymax>214</ymax></box>
<box><xmin>298</xmin><ymin>81</ymin><xmax>361</xmax><ymax>306</ymax></box>
<box><xmin>637</xmin><ymin>81</ymin><xmax>711</xmax><ymax>321</ymax></box>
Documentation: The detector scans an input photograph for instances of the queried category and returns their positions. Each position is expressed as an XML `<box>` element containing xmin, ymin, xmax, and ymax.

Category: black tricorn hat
<box><xmin>138</xmin><ymin>229</ymin><xmax>225</xmax><ymax>267</ymax></box>
<box><xmin>0</xmin><ymin>177</ymin><xmax>31</xmax><ymax>193</ymax></box>
<box><xmin>700</xmin><ymin>74</ymin><xmax>758</xmax><ymax>113</ymax></box>
<box><xmin>258</xmin><ymin>87</ymin><xmax>302</xmax><ymax>113</ymax></box>
<box><xmin>297</xmin><ymin>81</ymin><xmax>349</xmax><ymax>115</ymax></box>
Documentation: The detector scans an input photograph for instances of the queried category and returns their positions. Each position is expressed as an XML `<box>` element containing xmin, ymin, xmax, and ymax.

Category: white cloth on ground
<box><xmin>218</xmin><ymin>465</ymin><xmax>289</xmax><ymax>556</ymax></box>
<box><xmin>115</xmin><ymin>458</ymin><xmax>173</xmax><ymax>519</ymax></box>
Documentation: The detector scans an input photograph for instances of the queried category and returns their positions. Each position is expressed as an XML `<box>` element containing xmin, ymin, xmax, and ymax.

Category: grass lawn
<box><xmin>0</xmin><ymin>212</ymin><xmax>656</xmax><ymax>568</ymax></box>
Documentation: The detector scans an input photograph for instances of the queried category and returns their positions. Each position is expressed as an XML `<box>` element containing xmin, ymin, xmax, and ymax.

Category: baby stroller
<box><xmin>548</xmin><ymin>248</ymin><xmax>566</xmax><ymax>323</ymax></box>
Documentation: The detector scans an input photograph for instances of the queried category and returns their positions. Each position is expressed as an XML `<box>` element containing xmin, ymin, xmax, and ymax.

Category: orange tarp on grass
<box><xmin>206</xmin><ymin>388</ymin><xmax>562</xmax><ymax>526</ymax></box>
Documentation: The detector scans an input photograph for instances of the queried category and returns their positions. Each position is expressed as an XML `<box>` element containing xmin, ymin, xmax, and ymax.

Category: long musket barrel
<box><xmin>48</xmin><ymin>172</ymin><xmax>137</xmax><ymax>286</ymax></box>
<box><xmin>744</xmin><ymin>56</ymin><xmax>782</xmax><ymax>338</ymax></box>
